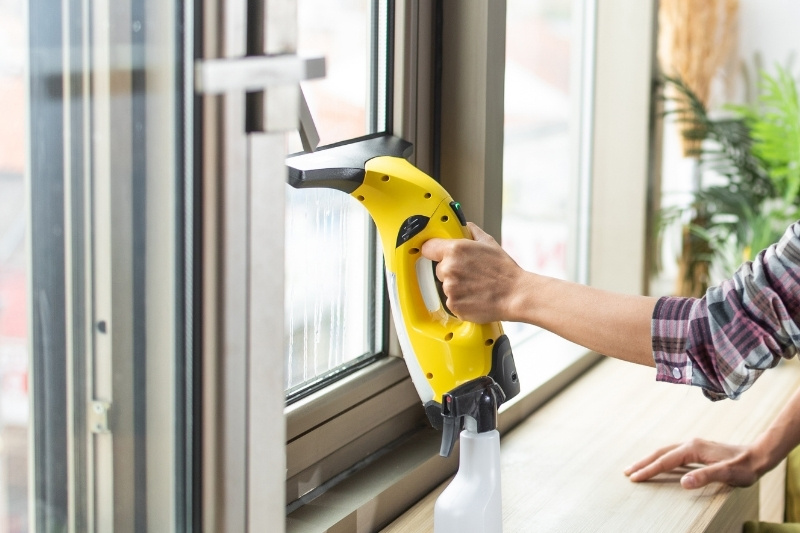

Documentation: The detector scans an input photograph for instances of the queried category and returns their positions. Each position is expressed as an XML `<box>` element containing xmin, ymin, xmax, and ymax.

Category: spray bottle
<box><xmin>435</xmin><ymin>376</ymin><xmax>505</xmax><ymax>533</ymax></box>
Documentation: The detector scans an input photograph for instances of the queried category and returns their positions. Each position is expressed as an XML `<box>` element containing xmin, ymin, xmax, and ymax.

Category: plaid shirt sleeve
<box><xmin>651</xmin><ymin>221</ymin><xmax>800</xmax><ymax>401</ymax></box>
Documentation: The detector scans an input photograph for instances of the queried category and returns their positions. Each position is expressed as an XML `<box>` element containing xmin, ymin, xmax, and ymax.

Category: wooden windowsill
<box><xmin>384</xmin><ymin>357</ymin><xmax>800</xmax><ymax>532</ymax></box>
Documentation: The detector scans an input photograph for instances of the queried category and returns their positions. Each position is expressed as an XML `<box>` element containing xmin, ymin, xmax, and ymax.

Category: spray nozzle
<box><xmin>439</xmin><ymin>376</ymin><xmax>506</xmax><ymax>458</ymax></box>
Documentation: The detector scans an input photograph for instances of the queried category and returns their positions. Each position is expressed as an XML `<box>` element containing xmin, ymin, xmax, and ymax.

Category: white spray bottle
<box><xmin>434</xmin><ymin>377</ymin><xmax>505</xmax><ymax>533</ymax></box>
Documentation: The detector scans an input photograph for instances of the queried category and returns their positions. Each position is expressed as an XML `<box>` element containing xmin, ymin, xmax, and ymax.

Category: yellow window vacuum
<box><xmin>287</xmin><ymin>134</ymin><xmax>520</xmax><ymax>532</ymax></box>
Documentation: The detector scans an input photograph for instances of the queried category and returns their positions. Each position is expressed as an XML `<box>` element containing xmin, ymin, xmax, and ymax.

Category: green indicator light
<box><xmin>449</xmin><ymin>200</ymin><xmax>467</xmax><ymax>226</ymax></box>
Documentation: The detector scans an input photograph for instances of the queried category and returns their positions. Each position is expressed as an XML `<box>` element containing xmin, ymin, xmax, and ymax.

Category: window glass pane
<box><xmin>502</xmin><ymin>0</ymin><xmax>581</xmax><ymax>342</ymax></box>
<box><xmin>284</xmin><ymin>0</ymin><xmax>391</xmax><ymax>398</ymax></box>
<box><xmin>297</xmin><ymin>0</ymin><xmax>371</xmax><ymax>146</ymax></box>
<box><xmin>284</xmin><ymin>188</ymin><xmax>379</xmax><ymax>394</ymax></box>
<box><xmin>0</xmin><ymin>0</ymin><xmax>29</xmax><ymax>529</ymax></box>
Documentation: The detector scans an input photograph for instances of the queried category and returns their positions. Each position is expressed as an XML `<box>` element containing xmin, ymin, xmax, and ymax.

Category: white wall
<box><xmin>739</xmin><ymin>0</ymin><xmax>800</xmax><ymax>72</ymax></box>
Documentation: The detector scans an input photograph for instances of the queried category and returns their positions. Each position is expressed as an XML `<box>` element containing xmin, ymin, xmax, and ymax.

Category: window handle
<box><xmin>194</xmin><ymin>55</ymin><xmax>324</xmax><ymax>95</ymax></box>
<box><xmin>195</xmin><ymin>55</ymin><xmax>325</xmax><ymax>135</ymax></box>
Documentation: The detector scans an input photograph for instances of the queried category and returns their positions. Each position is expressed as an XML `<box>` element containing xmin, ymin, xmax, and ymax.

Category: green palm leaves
<box><xmin>662</xmin><ymin>66</ymin><xmax>800</xmax><ymax>276</ymax></box>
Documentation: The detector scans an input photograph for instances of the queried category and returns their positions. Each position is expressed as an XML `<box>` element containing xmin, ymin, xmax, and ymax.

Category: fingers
<box><xmin>419</xmin><ymin>222</ymin><xmax>516</xmax><ymax>323</ymax></box>
<box><xmin>466</xmin><ymin>222</ymin><xmax>494</xmax><ymax>243</ymax></box>
<box><xmin>686</xmin><ymin>452</ymin><xmax>760</xmax><ymax>489</ymax></box>
<box><xmin>624</xmin><ymin>444</ymin><xmax>680</xmax><ymax>477</ymax></box>
<box><xmin>420</xmin><ymin>238</ymin><xmax>447</xmax><ymax>262</ymax></box>
<box><xmin>625</xmin><ymin>439</ymin><xmax>759</xmax><ymax>490</ymax></box>
<box><xmin>626</xmin><ymin>444</ymin><xmax>690</xmax><ymax>482</ymax></box>
<box><xmin>679</xmin><ymin>463</ymin><xmax>726</xmax><ymax>490</ymax></box>
<box><xmin>422</xmin><ymin>223</ymin><xmax>495</xmax><ymax>264</ymax></box>
<box><xmin>630</xmin><ymin>460</ymin><xmax>730</xmax><ymax>491</ymax></box>
<box><xmin>422</xmin><ymin>222</ymin><xmax>491</xmax><ymax>263</ymax></box>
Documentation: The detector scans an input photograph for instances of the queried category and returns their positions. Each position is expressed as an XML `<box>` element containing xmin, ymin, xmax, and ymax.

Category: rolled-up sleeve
<box><xmin>652</xmin><ymin>221</ymin><xmax>800</xmax><ymax>400</ymax></box>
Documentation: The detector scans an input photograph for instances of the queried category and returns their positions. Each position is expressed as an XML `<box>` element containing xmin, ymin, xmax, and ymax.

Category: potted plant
<box><xmin>661</xmin><ymin>65</ymin><xmax>800</xmax><ymax>295</ymax></box>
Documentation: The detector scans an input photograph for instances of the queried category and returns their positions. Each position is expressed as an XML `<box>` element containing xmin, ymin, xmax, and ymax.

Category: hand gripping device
<box><xmin>286</xmin><ymin>134</ymin><xmax>520</xmax><ymax>458</ymax></box>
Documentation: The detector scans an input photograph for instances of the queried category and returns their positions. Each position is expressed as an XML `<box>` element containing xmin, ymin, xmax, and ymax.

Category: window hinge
<box><xmin>90</xmin><ymin>400</ymin><xmax>111</xmax><ymax>434</ymax></box>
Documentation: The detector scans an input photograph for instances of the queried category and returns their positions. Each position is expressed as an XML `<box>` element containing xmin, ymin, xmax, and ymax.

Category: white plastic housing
<box><xmin>385</xmin><ymin>270</ymin><xmax>434</xmax><ymax>403</ymax></box>
<box><xmin>434</xmin><ymin>428</ymin><xmax>503</xmax><ymax>533</ymax></box>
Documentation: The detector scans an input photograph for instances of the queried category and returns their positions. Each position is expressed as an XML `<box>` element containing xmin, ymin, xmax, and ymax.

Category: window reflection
<box><xmin>298</xmin><ymin>0</ymin><xmax>370</xmax><ymax>146</ymax></box>
<box><xmin>502</xmin><ymin>0</ymin><xmax>574</xmax><ymax>341</ymax></box>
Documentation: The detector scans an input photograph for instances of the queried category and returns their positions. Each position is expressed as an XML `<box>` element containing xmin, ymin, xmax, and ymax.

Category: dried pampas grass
<box><xmin>659</xmin><ymin>0</ymin><xmax>739</xmax><ymax>157</ymax></box>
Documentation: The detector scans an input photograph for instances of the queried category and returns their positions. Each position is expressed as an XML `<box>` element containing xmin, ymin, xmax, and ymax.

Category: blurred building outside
<box><xmin>0</xmin><ymin>0</ymin><xmax>29</xmax><ymax>530</ymax></box>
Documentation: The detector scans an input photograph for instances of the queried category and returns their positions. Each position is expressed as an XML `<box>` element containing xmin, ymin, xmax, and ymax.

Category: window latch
<box><xmin>89</xmin><ymin>400</ymin><xmax>111</xmax><ymax>434</ymax></box>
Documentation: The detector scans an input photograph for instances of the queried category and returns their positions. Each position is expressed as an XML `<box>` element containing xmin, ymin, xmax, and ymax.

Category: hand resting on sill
<box><xmin>625</xmin><ymin>383</ymin><xmax>800</xmax><ymax>490</ymax></box>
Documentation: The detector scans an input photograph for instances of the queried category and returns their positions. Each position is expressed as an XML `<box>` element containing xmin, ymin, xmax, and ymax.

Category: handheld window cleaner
<box><xmin>286</xmin><ymin>133</ymin><xmax>520</xmax><ymax>532</ymax></box>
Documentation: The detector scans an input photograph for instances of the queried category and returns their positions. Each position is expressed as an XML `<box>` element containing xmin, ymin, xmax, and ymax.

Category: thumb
<box><xmin>421</xmin><ymin>238</ymin><xmax>447</xmax><ymax>262</ymax></box>
<box><xmin>466</xmin><ymin>222</ymin><xmax>494</xmax><ymax>243</ymax></box>
<box><xmin>681</xmin><ymin>463</ymin><xmax>728</xmax><ymax>490</ymax></box>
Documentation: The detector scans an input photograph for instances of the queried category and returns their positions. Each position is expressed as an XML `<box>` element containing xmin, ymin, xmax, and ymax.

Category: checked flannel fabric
<box><xmin>651</xmin><ymin>221</ymin><xmax>800</xmax><ymax>401</ymax></box>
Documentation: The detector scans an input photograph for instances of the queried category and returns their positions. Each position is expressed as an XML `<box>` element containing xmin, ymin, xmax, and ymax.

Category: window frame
<box><xmin>283</xmin><ymin>0</ymin><xmax>437</xmax><ymax>503</ymax></box>
<box><xmin>283</xmin><ymin>0</ymin><xmax>397</xmax><ymax>404</ymax></box>
<box><xmin>284</xmin><ymin>0</ymin><xmax>659</xmax><ymax>530</ymax></box>
<box><xmin>27</xmin><ymin>0</ymin><xmax>189</xmax><ymax>529</ymax></box>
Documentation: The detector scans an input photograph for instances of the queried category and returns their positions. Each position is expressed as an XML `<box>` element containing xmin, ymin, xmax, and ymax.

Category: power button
<box><xmin>449</xmin><ymin>201</ymin><xmax>467</xmax><ymax>226</ymax></box>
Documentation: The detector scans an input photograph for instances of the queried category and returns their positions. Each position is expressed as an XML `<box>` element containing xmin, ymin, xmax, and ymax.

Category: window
<box><xmin>287</xmin><ymin>0</ymin><xmax>658</xmax><ymax>525</ymax></box>
<box><xmin>282</xmin><ymin>0</ymin><xmax>431</xmax><ymax>513</ymax></box>
<box><xmin>498</xmin><ymin>0</ymin><xmax>600</xmax><ymax>394</ymax></box>
<box><xmin>286</xmin><ymin>0</ymin><xmax>592</xmax><ymax>522</ymax></box>
<box><xmin>24</xmin><ymin>0</ymin><xmax>190</xmax><ymax>529</ymax></box>
<box><xmin>502</xmin><ymin>0</ymin><xmax>584</xmax><ymax>344</ymax></box>
<box><xmin>284</xmin><ymin>0</ymin><xmax>394</xmax><ymax>401</ymax></box>
<box><xmin>14</xmin><ymin>0</ymin><xmax>659</xmax><ymax>528</ymax></box>
<box><xmin>0</xmin><ymin>0</ymin><xmax>28</xmax><ymax>529</ymax></box>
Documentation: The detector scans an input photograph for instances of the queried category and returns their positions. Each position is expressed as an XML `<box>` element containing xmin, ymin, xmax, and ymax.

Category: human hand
<box><xmin>624</xmin><ymin>438</ymin><xmax>767</xmax><ymax>490</ymax></box>
<box><xmin>420</xmin><ymin>222</ymin><xmax>527</xmax><ymax>324</ymax></box>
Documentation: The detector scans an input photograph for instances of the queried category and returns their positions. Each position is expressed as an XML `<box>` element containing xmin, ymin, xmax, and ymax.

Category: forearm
<box><xmin>510</xmin><ymin>273</ymin><xmax>658</xmax><ymax>367</ymax></box>
<box><xmin>751</xmin><ymin>385</ymin><xmax>800</xmax><ymax>475</ymax></box>
<box><xmin>422</xmin><ymin>224</ymin><xmax>659</xmax><ymax>366</ymax></box>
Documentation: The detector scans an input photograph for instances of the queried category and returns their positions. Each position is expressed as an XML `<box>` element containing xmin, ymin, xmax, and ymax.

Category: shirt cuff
<box><xmin>651</xmin><ymin>296</ymin><xmax>694</xmax><ymax>386</ymax></box>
